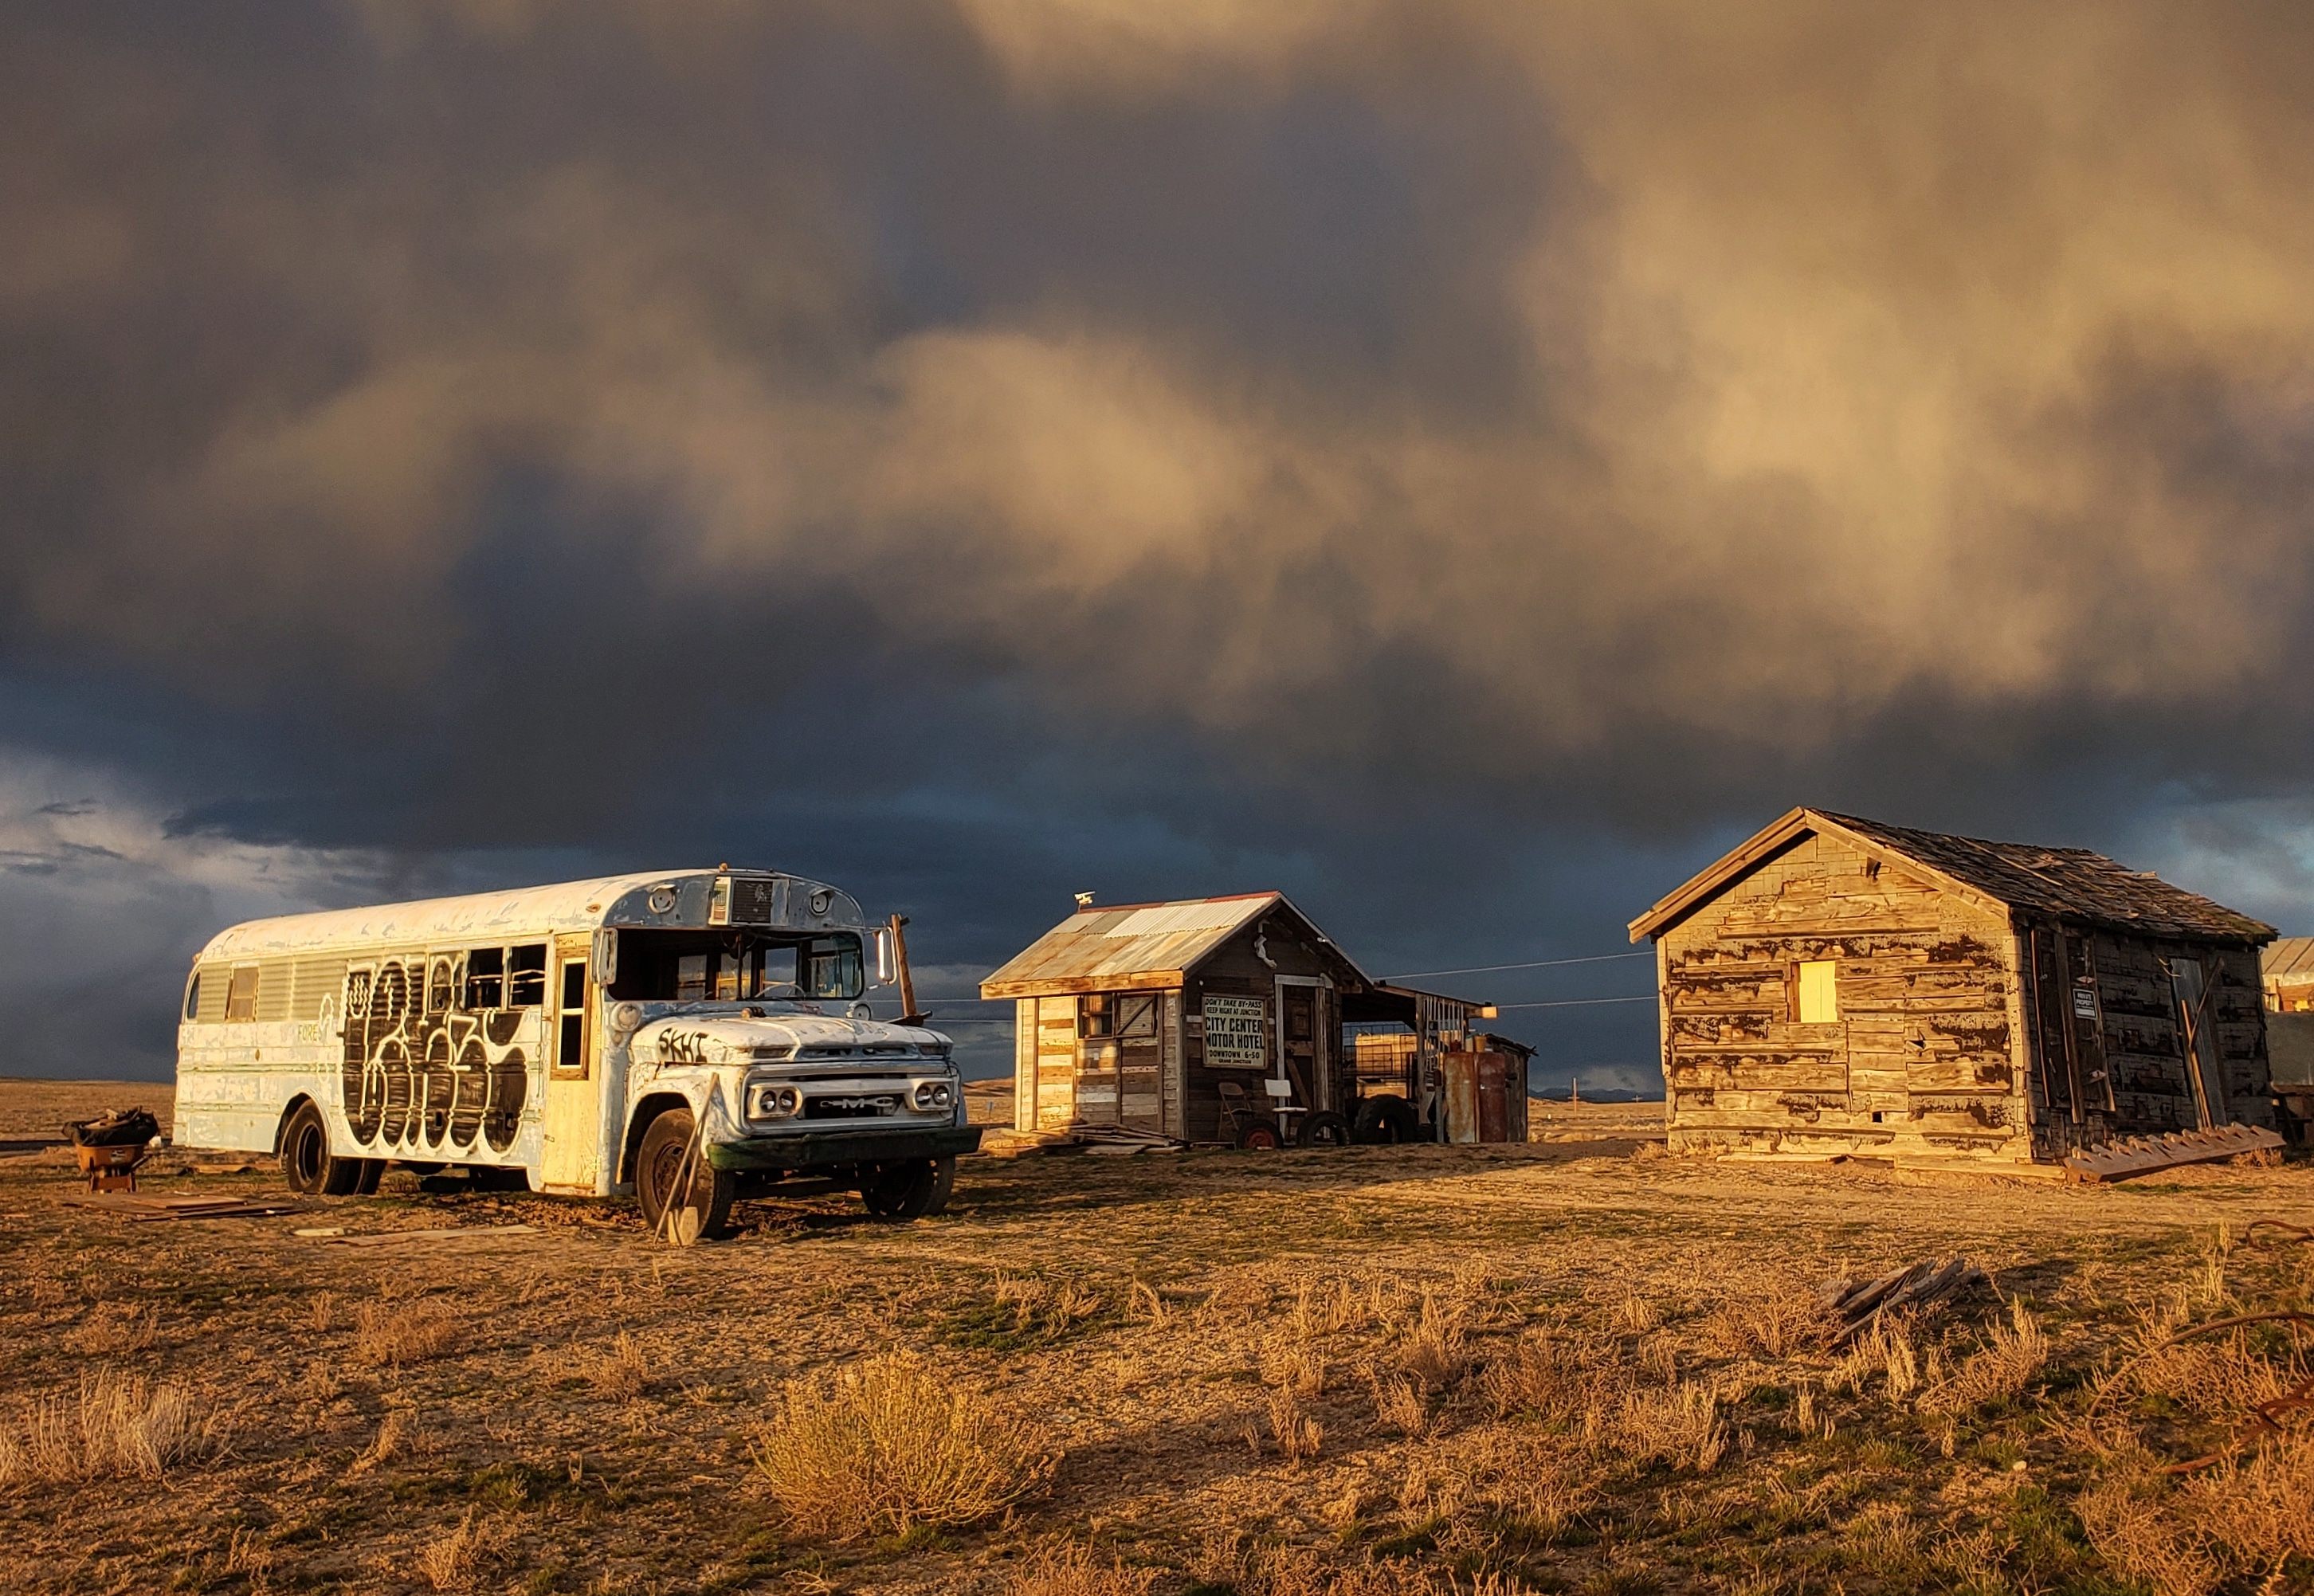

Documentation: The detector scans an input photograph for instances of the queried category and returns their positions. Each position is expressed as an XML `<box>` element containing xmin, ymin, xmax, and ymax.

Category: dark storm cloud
<box><xmin>6</xmin><ymin>1</ymin><xmax>2314</xmax><ymax>1081</ymax></box>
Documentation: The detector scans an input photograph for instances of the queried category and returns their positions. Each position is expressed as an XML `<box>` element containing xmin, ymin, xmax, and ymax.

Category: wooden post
<box><xmin>888</xmin><ymin>913</ymin><xmax>920</xmax><ymax>1024</ymax></box>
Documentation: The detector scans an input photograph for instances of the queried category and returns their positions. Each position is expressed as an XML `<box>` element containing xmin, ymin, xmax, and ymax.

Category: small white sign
<box><xmin>1203</xmin><ymin>995</ymin><xmax>1267</xmax><ymax>1069</ymax></box>
<box><xmin>2072</xmin><ymin>986</ymin><xmax>2098</xmax><ymax>1019</ymax></box>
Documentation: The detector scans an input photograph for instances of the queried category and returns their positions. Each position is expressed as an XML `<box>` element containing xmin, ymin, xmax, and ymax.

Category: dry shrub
<box><xmin>751</xmin><ymin>1352</ymin><xmax>1049</xmax><ymax>1539</ymax></box>
<box><xmin>1392</xmin><ymin>1292</ymin><xmax>1470</xmax><ymax>1393</ymax></box>
<box><xmin>1830</xmin><ymin>1316</ymin><xmax>1921</xmax><ymax>1402</ymax></box>
<box><xmin>354</xmin><ymin>1299</ymin><xmax>461</xmax><ymax>1368</ymax></box>
<box><xmin>0</xmin><ymin>1368</ymin><xmax>218</xmax><ymax>1484</ymax></box>
<box><xmin>1483</xmin><ymin>1327</ymin><xmax>1621</xmax><ymax>1427</ymax></box>
<box><xmin>1002</xmin><ymin>1543</ymin><xmax>1158</xmax><ymax>1596</ymax></box>
<box><xmin>587</xmin><ymin>1331</ymin><xmax>651</xmax><ymax>1401</ymax></box>
<box><xmin>1841</xmin><ymin>1501</ymin><xmax>1924</xmax><ymax>1567</ymax></box>
<box><xmin>1127</xmin><ymin>1279</ymin><xmax>1172</xmax><ymax>1327</ymax></box>
<box><xmin>1368</xmin><ymin>1373</ymin><xmax>1431</xmax><ymax>1438</ymax></box>
<box><xmin>1249</xmin><ymin>1382</ymin><xmax>1324</xmax><ymax>1466</ymax></box>
<box><xmin>1611</xmin><ymin>1381</ymin><xmax>1727</xmax><ymax>1471</ymax></box>
<box><xmin>1920</xmin><ymin>1300</ymin><xmax>2046</xmax><ymax>1415</ymax></box>
<box><xmin>1610</xmin><ymin>1290</ymin><xmax>1661</xmax><ymax>1336</ymax></box>
<box><xmin>1194</xmin><ymin>1535</ymin><xmax>1534</xmax><ymax>1595</ymax></box>
<box><xmin>308</xmin><ymin>1291</ymin><xmax>337</xmax><ymax>1334</ymax></box>
<box><xmin>417</xmin><ymin>1508</ymin><xmax>506</xmax><ymax>1593</ymax></box>
<box><xmin>1700</xmin><ymin>1279</ymin><xmax>1837</xmax><ymax>1360</ymax></box>
<box><xmin>63</xmin><ymin>1300</ymin><xmax>157</xmax><ymax>1355</ymax></box>
<box><xmin>2081</xmin><ymin>1433</ymin><xmax>2314</xmax><ymax>1596</ymax></box>
<box><xmin>1263</xmin><ymin>1336</ymin><xmax>1329</xmax><ymax>1400</ymax></box>
<box><xmin>348</xmin><ymin>1407</ymin><xmax>423</xmax><ymax>1476</ymax></box>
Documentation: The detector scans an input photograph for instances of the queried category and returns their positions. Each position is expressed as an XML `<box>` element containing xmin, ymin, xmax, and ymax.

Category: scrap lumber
<box><xmin>2062</xmin><ymin>1123</ymin><xmax>2285</xmax><ymax>1183</ymax></box>
<box><xmin>1818</xmin><ymin>1257</ymin><xmax>1986</xmax><ymax>1342</ymax></box>
<box><xmin>63</xmin><ymin>1192</ymin><xmax>300</xmax><ymax>1221</ymax></box>
<box><xmin>320</xmin><ymin>1224</ymin><xmax>539</xmax><ymax>1249</ymax></box>
<box><xmin>1065</xmin><ymin>1122</ymin><xmax>1186</xmax><ymax>1151</ymax></box>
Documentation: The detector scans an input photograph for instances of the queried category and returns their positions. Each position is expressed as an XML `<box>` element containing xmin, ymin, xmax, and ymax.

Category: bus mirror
<box><xmin>593</xmin><ymin>929</ymin><xmax>618</xmax><ymax>986</ymax></box>
<box><xmin>873</xmin><ymin>927</ymin><xmax>896</xmax><ymax>985</ymax></box>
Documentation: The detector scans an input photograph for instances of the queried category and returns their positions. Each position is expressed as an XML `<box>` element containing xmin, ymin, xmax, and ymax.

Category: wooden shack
<box><xmin>2261</xmin><ymin>936</ymin><xmax>2314</xmax><ymax>1143</ymax></box>
<box><xmin>981</xmin><ymin>893</ymin><xmax>1496</xmax><ymax>1144</ymax></box>
<box><xmin>1628</xmin><ymin>808</ymin><xmax>2280</xmax><ymax>1169</ymax></box>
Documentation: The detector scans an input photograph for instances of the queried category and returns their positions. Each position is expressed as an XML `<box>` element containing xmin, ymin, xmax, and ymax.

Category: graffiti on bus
<box><xmin>341</xmin><ymin>956</ymin><xmax>531</xmax><ymax>1155</ymax></box>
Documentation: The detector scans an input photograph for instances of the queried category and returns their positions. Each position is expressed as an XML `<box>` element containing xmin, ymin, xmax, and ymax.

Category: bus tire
<box><xmin>635</xmin><ymin>1108</ymin><xmax>735</xmax><ymax>1244</ymax></box>
<box><xmin>861</xmin><ymin>1156</ymin><xmax>951</xmax><ymax>1219</ymax></box>
<box><xmin>280</xmin><ymin>1100</ymin><xmax>363</xmax><ymax>1196</ymax></box>
<box><xmin>1299</xmin><ymin>1110</ymin><xmax>1355</xmax><ymax>1148</ymax></box>
<box><xmin>1354</xmin><ymin>1096</ymin><xmax>1421</xmax><ymax>1144</ymax></box>
<box><xmin>1235</xmin><ymin>1119</ymin><xmax>1283</xmax><ymax>1150</ymax></box>
<box><xmin>353</xmin><ymin>1159</ymin><xmax>384</xmax><ymax>1195</ymax></box>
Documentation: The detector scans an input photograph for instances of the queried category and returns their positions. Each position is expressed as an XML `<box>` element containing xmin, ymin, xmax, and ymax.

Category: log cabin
<box><xmin>981</xmin><ymin>893</ymin><xmax>1505</xmax><ymax>1144</ymax></box>
<box><xmin>1628</xmin><ymin>809</ymin><xmax>2278</xmax><ymax>1167</ymax></box>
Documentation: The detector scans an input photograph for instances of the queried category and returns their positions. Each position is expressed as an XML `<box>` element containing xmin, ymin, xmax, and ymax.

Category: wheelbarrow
<box><xmin>67</xmin><ymin>1108</ymin><xmax>161</xmax><ymax>1194</ymax></box>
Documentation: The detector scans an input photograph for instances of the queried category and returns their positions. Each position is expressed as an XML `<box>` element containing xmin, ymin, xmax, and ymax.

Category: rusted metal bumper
<box><xmin>704</xmin><ymin>1125</ymin><xmax>982</xmax><ymax>1173</ymax></box>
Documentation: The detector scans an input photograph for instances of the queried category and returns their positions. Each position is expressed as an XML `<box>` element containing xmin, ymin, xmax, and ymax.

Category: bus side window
<box><xmin>183</xmin><ymin>971</ymin><xmax>201</xmax><ymax>1023</ymax></box>
<box><xmin>508</xmin><ymin>944</ymin><xmax>547</xmax><ymax>1007</ymax></box>
<box><xmin>428</xmin><ymin>956</ymin><xmax>455</xmax><ymax>1016</ymax></box>
<box><xmin>677</xmin><ymin>953</ymin><xmax>709</xmax><ymax>1002</ymax></box>
<box><xmin>464</xmin><ymin>948</ymin><xmax>504</xmax><ymax>1010</ymax></box>
<box><xmin>225</xmin><ymin>967</ymin><xmax>261</xmax><ymax>1022</ymax></box>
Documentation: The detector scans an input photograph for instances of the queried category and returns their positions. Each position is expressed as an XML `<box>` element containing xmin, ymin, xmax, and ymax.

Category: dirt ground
<box><xmin>2</xmin><ymin>1078</ymin><xmax>2310</xmax><ymax>1595</ymax></box>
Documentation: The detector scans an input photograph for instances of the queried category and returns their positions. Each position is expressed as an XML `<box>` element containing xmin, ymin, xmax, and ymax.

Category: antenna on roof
<box><xmin>1074</xmin><ymin>891</ymin><xmax>1095</xmax><ymax>909</ymax></box>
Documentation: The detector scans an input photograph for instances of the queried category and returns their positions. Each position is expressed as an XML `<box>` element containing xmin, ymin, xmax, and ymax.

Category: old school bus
<box><xmin>175</xmin><ymin>869</ymin><xmax>978</xmax><ymax>1240</ymax></box>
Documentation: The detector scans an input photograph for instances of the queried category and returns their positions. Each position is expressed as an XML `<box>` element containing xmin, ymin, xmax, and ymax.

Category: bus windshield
<box><xmin>610</xmin><ymin>930</ymin><xmax>865</xmax><ymax>1003</ymax></box>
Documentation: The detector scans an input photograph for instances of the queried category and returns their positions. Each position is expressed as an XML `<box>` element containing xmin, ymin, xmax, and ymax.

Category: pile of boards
<box><xmin>63</xmin><ymin>1192</ymin><xmax>300</xmax><ymax>1222</ymax></box>
<box><xmin>1817</xmin><ymin>1257</ymin><xmax>1986</xmax><ymax>1343</ymax></box>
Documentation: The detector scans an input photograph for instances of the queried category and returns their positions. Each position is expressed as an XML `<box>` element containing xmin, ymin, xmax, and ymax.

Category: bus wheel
<box><xmin>861</xmin><ymin>1156</ymin><xmax>952</xmax><ymax>1219</ymax></box>
<box><xmin>280</xmin><ymin>1101</ymin><xmax>363</xmax><ymax>1197</ymax></box>
<box><xmin>1235</xmin><ymin>1119</ymin><xmax>1283</xmax><ymax>1150</ymax></box>
<box><xmin>635</xmin><ymin>1108</ymin><xmax>734</xmax><ymax>1244</ymax></box>
<box><xmin>1298</xmin><ymin>1110</ymin><xmax>1354</xmax><ymax>1148</ymax></box>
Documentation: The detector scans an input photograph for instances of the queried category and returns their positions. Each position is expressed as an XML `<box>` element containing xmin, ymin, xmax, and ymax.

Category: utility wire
<box><xmin>1382</xmin><ymin>951</ymin><xmax>1651</xmax><ymax>981</ymax></box>
<box><xmin>1488</xmin><ymin>994</ymin><xmax>1657</xmax><ymax>1010</ymax></box>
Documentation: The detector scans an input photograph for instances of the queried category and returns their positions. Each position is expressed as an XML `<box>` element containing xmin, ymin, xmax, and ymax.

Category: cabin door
<box><xmin>2166</xmin><ymin>958</ymin><xmax>2227</xmax><ymax>1130</ymax></box>
<box><xmin>540</xmin><ymin>934</ymin><xmax>600</xmax><ymax>1191</ymax></box>
<box><xmin>1275</xmin><ymin>978</ymin><xmax>1334</xmax><ymax>1114</ymax></box>
<box><xmin>2026</xmin><ymin>925</ymin><xmax>2079</xmax><ymax>1127</ymax></box>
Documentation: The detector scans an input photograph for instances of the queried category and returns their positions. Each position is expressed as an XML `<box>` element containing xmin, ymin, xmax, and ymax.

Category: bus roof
<box><xmin>195</xmin><ymin>869</ymin><xmax>842</xmax><ymax>963</ymax></box>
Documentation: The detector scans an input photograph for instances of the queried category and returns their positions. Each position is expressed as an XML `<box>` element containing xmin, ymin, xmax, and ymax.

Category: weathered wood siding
<box><xmin>1658</xmin><ymin>832</ymin><xmax>2030</xmax><ymax>1159</ymax></box>
<box><xmin>1179</xmin><ymin>916</ymin><xmax>1345</xmax><ymax>1143</ymax></box>
<box><xmin>2078</xmin><ymin>933</ymin><xmax>2270</xmax><ymax>1133</ymax></box>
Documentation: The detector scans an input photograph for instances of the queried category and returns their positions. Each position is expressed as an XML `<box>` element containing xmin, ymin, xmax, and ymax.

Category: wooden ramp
<box><xmin>2063</xmin><ymin>1123</ymin><xmax>2285</xmax><ymax>1183</ymax></box>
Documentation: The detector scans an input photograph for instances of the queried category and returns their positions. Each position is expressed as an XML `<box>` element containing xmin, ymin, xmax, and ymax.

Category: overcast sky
<box><xmin>7</xmin><ymin>2</ymin><xmax>2314</xmax><ymax>1088</ymax></box>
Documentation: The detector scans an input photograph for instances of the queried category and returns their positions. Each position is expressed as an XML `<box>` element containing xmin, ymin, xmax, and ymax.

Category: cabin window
<box><xmin>1081</xmin><ymin>993</ymin><xmax>1157</xmax><ymax>1040</ymax></box>
<box><xmin>463</xmin><ymin>947</ymin><xmax>504</xmax><ymax>1009</ymax></box>
<box><xmin>507</xmin><ymin>943</ymin><xmax>547</xmax><ymax>1007</ymax></box>
<box><xmin>224</xmin><ymin>966</ymin><xmax>261</xmax><ymax>1023</ymax></box>
<box><xmin>1794</xmin><ymin>960</ymin><xmax>1839</xmax><ymax>1023</ymax></box>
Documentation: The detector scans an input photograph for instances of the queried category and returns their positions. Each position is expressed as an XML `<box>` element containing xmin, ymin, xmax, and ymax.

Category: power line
<box><xmin>1488</xmin><ymin>994</ymin><xmax>1657</xmax><ymax>1011</ymax></box>
<box><xmin>1382</xmin><ymin>951</ymin><xmax>1651</xmax><ymax>981</ymax></box>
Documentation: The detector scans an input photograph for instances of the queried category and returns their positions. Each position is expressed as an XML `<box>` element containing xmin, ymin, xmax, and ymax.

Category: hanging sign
<box><xmin>2072</xmin><ymin>986</ymin><xmax>2098</xmax><ymax>1019</ymax></box>
<box><xmin>1202</xmin><ymin>995</ymin><xmax>1267</xmax><ymax>1069</ymax></box>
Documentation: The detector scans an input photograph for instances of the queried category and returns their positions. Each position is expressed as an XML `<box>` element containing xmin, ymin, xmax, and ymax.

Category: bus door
<box><xmin>540</xmin><ymin>933</ymin><xmax>600</xmax><ymax>1191</ymax></box>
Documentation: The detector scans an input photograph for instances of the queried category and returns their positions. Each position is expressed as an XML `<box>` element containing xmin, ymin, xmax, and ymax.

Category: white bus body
<box><xmin>175</xmin><ymin>869</ymin><xmax>979</xmax><ymax>1236</ymax></box>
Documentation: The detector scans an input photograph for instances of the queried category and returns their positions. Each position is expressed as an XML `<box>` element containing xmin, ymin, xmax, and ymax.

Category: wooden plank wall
<box><xmin>1658</xmin><ymin>832</ymin><xmax>2030</xmax><ymax>1160</ymax></box>
<box><xmin>2085</xmin><ymin>935</ymin><xmax>2272</xmax><ymax>1132</ymax></box>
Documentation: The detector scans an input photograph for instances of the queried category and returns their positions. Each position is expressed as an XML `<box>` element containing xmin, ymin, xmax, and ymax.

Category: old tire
<box><xmin>635</xmin><ymin>1108</ymin><xmax>735</xmax><ymax>1244</ymax></box>
<box><xmin>1235</xmin><ymin>1119</ymin><xmax>1283</xmax><ymax>1150</ymax></box>
<box><xmin>1354</xmin><ymin>1095</ymin><xmax>1421</xmax><ymax>1145</ymax></box>
<box><xmin>861</xmin><ymin>1156</ymin><xmax>953</xmax><ymax>1220</ymax></box>
<box><xmin>280</xmin><ymin>1101</ymin><xmax>362</xmax><ymax>1196</ymax></box>
<box><xmin>1299</xmin><ymin>1110</ymin><xmax>1355</xmax><ymax>1148</ymax></box>
<box><xmin>352</xmin><ymin>1159</ymin><xmax>384</xmax><ymax>1195</ymax></box>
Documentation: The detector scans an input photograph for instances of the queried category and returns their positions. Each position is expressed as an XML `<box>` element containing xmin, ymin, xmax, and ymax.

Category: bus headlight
<box><xmin>751</xmin><ymin>1084</ymin><xmax>801</xmax><ymax>1120</ymax></box>
<box><xmin>911</xmin><ymin>1081</ymin><xmax>954</xmax><ymax>1112</ymax></box>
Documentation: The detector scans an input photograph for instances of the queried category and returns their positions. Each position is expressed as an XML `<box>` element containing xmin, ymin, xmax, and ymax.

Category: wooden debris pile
<box><xmin>1818</xmin><ymin>1257</ymin><xmax>1987</xmax><ymax>1343</ymax></box>
<box><xmin>1065</xmin><ymin>1122</ymin><xmax>1187</xmax><ymax>1156</ymax></box>
<box><xmin>63</xmin><ymin>1192</ymin><xmax>300</xmax><ymax>1222</ymax></box>
<box><xmin>2062</xmin><ymin>1123</ymin><xmax>2284</xmax><ymax>1182</ymax></box>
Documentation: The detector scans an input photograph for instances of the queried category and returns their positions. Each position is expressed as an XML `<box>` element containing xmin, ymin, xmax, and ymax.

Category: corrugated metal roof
<box><xmin>982</xmin><ymin>892</ymin><xmax>1323</xmax><ymax>995</ymax></box>
<box><xmin>2265</xmin><ymin>936</ymin><xmax>2314</xmax><ymax>986</ymax></box>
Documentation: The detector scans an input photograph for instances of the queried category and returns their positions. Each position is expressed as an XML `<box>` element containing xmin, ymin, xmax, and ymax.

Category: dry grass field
<box><xmin>3</xmin><ymin>1079</ymin><xmax>2311</xmax><ymax>1596</ymax></box>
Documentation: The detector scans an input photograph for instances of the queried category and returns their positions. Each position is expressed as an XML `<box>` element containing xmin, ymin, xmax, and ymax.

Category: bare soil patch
<box><xmin>2</xmin><ymin>1080</ymin><xmax>2310</xmax><ymax>1594</ymax></box>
